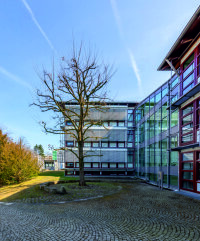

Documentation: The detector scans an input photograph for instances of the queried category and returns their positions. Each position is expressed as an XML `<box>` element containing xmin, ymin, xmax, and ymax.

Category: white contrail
<box><xmin>128</xmin><ymin>49</ymin><xmax>142</xmax><ymax>88</ymax></box>
<box><xmin>0</xmin><ymin>66</ymin><xmax>32</xmax><ymax>91</ymax></box>
<box><xmin>110</xmin><ymin>0</ymin><xmax>142</xmax><ymax>91</ymax></box>
<box><xmin>21</xmin><ymin>0</ymin><xmax>57</xmax><ymax>55</ymax></box>
<box><xmin>110</xmin><ymin>0</ymin><xmax>124</xmax><ymax>39</ymax></box>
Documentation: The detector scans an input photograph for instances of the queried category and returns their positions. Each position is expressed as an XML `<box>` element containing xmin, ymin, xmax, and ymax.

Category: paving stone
<box><xmin>1</xmin><ymin>181</ymin><xmax>200</xmax><ymax>240</ymax></box>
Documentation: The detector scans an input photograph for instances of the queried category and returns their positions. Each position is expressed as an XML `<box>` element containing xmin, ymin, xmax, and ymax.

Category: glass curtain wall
<box><xmin>135</xmin><ymin>75</ymin><xmax>179</xmax><ymax>188</ymax></box>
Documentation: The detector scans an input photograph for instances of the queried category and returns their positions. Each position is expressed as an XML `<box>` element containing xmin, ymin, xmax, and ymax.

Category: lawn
<box><xmin>0</xmin><ymin>171</ymin><xmax>78</xmax><ymax>201</ymax></box>
<box><xmin>1</xmin><ymin>181</ymin><xmax>120</xmax><ymax>203</ymax></box>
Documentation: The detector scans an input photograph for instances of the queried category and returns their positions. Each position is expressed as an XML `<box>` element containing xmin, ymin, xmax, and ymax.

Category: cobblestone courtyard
<box><xmin>1</xmin><ymin>181</ymin><xmax>200</xmax><ymax>241</ymax></box>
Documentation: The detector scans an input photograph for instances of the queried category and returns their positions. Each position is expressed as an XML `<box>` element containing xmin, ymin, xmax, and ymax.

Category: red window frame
<box><xmin>180</xmin><ymin>151</ymin><xmax>194</xmax><ymax>191</ymax></box>
<box><xmin>180</xmin><ymin>103</ymin><xmax>194</xmax><ymax>146</ymax></box>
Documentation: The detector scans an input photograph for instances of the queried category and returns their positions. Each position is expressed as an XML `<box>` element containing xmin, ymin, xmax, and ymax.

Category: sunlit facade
<box><xmin>64</xmin><ymin>102</ymin><xmax>137</xmax><ymax>176</ymax></box>
<box><xmin>135</xmin><ymin>6</ymin><xmax>200</xmax><ymax>193</ymax></box>
<box><xmin>63</xmin><ymin>6</ymin><xmax>200</xmax><ymax>193</ymax></box>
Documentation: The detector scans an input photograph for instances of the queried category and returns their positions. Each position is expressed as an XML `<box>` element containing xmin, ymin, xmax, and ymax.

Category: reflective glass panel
<box><xmin>183</xmin><ymin>53</ymin><xmax>194</xmax><ymax>70</ymax></box>
<box><xmin>183</xmin><ymin>73</ymin><xmax>194</xmax><ymax>88</ymax></box>
<box><xmin>182</xmin><ymin>133</ymin><xmax>193</xmax><ymax>143</ymax></box>
<box><xmin>182</xmin><ymin>123</ymin><xmax>193</xmax><ymax>134</ymax></box>
<box><xmin>182</xmin><ymin>104</ymin><xmax>193</xmax><ymax>116</ymax></box>
<box><xmin>182</xmin><ymin>181</ymin><xmax>193</xmax><ymax>190</ymax></box>
<box><xmin>182</xmin><ymin>152</ymin><xmax>193</xmax><ymax>161</ymax></box>
<box><xmin>183</xmin><ymin>83</ymin><xmax>194</xmax><ymax>95</ymax></box>
<box><xmin>182</xmin><ymin>113</ymin><xmax>193</xmax><ymax>125</ymax></box>
<box><xmin>182</xmin><ymin>172</ymin><xmax>193</xmax><ymax>180</ymax></box>
<box><xmin>183</xmin><ymin>63</ymin><xmax>194</xmax><ymax>79</ymax></box>
<box><xmin>183</xmin><ymin>162</ymin><xmax>193</xmax><ymax>170</ymax></box>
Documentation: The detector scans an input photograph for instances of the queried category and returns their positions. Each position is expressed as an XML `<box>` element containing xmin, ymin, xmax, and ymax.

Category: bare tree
<box><xmin>33</xmin><ymin>44</ymin><xmax>113</xmax><ymax>186</ymax></box>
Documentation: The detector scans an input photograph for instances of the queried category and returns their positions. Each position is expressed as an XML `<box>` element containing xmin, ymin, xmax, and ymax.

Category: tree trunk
<box><xmin>79</xmin><ymin>141</ymin><xmax>86</xmax><ymax>186</ymax></box>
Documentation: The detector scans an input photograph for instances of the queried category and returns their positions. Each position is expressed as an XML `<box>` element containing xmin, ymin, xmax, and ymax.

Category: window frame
<box><xmin>180</xmin><ymin>103</ymin><xmax>194</xmax><ymax>146</ymax></box>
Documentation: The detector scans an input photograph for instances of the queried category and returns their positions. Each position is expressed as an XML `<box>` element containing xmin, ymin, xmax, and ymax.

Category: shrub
<box><xmin>0</xmin><ymin>129</ymin><xmax>40</xmax><ymax>185</ymax></box>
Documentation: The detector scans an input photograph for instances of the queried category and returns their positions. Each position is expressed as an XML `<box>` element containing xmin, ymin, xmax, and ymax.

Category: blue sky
<box><xmin>0</xmin><ymin>0</ymin><xmax>199</xmax><ymax>153</ymax></box>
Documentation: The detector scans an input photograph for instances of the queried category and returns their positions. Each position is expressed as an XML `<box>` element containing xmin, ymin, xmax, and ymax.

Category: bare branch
<box><xmin>32</xmin><ymin>42</ymin><xmax>114</xmax><ymax>186</ymax></box>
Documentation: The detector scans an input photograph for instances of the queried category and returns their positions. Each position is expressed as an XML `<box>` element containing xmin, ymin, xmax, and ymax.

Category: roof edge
<box><xmin>157</xmin><ymin>5</ymin><xmax>200</xmax><ymax>71</ymax></box>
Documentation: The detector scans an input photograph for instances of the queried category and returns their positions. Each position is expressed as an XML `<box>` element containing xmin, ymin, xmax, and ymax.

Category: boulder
<box><xmin>59</xmin><ymin>186</ymin><xmax>67</xmax><ymax>194</ymax></box>
<box><xmin>46</xmin><ymin>182</ymin><xmax>55</xmax><ymax>186</ymax></box>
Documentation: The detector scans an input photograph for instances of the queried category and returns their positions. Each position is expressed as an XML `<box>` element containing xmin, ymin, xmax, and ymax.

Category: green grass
<box><xmin>0</xmin><ymin>171</ymin><xmax>78</xmax><ymax>201</ymax></box>
<box><xmin>2</xmin><ymin>185</ymin><xmax>47</xmax><ymax>202</ymax></box>
<box><xmin>2</xmin><ymin>182</ymin><xmax>119</xmax><ymax>202</ymax></box>
<box><xmin>39</xmin><ymin>171</ymin><xmax>78</xmax><ymax>180</ymax></box>
<box><xmin>39</xmin><ymin>171</ymin><xmax>65</xmax><ymax>177</ymax></box>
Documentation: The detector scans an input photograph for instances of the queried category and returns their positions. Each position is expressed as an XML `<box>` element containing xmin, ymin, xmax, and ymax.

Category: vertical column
<box><xmin>167</xmin><ymin>77</ymin><xmax>171</xmax><ymax>188</ymax></box>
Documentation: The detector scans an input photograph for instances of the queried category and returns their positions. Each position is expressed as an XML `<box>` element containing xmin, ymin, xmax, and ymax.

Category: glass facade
<box><xmin>135</xmin><ymin>76</ymin><xmax>179</xmax><ymax>188</ymax></box>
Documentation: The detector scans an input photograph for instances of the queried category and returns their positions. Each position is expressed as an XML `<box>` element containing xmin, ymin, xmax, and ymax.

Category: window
<box><xmin>128</xmin><ymin>122</ymin><xmax>133</xmax><ymax>127</ymax></box>
<box><xmin>183</xmin><ymin>63</ymin><xmax>194</xmax><ymax>79</ymax></box>
<box><xmin>127</xmin><ymin>143</ymin><xmax>133</xmax><ymax>148</ymax></box>
<box><xmin>182</xmin><ymin>181</ymin><xmax>193</xmax><ymax>190</ymax></box>
<box><xmin>66</xmin><ymin>171</ymin><xmax>74</xmax><ymax>175</ymax></box>
<box><xmin>110</xmin><ymin>121</ymin><xmax>117</xmax><ymax>127</ymax></box>
<box><xmin>118</xmin><ymin>121</ymin><xmax>125</xmax><ymax>127</ymax></box>
<box><xmin>171</xmin><ymin>110</ymin><xmax>178</xmax><ymax>127</ymax></box>
<box><xmin>84</xmin><ymin>142</ymin><xmax>91</xmax><ymax>147</ymax></box>
<box><xmin>183</xmin><ymin>83</ymin><xmax>194</xmax><ymax>95</ymax></box>
<box><xmin>110</xmin><ymin>163</ymin><xmax>116</xmax><ymax>168</ymax></box>
<box><xmin>128</xmin><ymin>110</ymin><xmax>134</xmax><ymax>121</ymax></box>
<box><xmin>128</xmin><ymin>109</ymin><xmax>134</xmax><ymax>114</ymax></box>
<box><xmin>66</xmin><ymin>162</ymin><xmax>74</xmax><ymax>167</ymax></box>
<box><xmin>102</xmin><ymin>142</ymin><xmax>108</xmax><ymax>148</ymax></box>
<box><xmin>183</xmin><ymin>73</ymin><xmax>194</xmax><ymax>89</ymax></box>
<box><xmin>92</xmin><ymin>142</ymin><xmax>99</xmax><ymax>148</ymax></box>
<box><xmin>155</xmin><ymin>91</ymin><xmax>161</xmax><ymax>103</ymax></box>
<box><xmin>118</xmin><ymin>163</ymin><xmax>124</xmax><ymax>168</ymax></box>
<box><xmin>76</xmin><ymin>162</ymin><xmax>79</xmax><ymax>168</ymax></box>
<box><xmin>182</xmin><ymin>152</ymin><xmax>193</xmax><ymax>161</ymax></box>
<box><xmin>66</xmin><ymin>121</ymin><xmax>73</xmax><ymax>126</ymax></box>
<box><xmin>128</xmin><ymin>151</ymin><xmax>133</xmax><ymax>163</ymax></box>
<box><xmin>150</xmin><ymin>95</ymin><xmax>154</xmax><ymax>109</ymax></box>
<box><xmin>182</xmin><ymin>113</ymin><xmax>193</xmax><ymax>125</ymax></box>
<box><xmin>103</xmin><ymin>121</ymin><xmax>109</xmax><ymax>127</ymax></box>
<box><xmin>162</xmin><ymin>102</ymin><xmax>167</xmax><ymax>119</ymax></box>
<box><xmin>182</xmin><ymin>123</ymin><xmax>193</xmax><ymax>134</ymax></box>
<box><xmin>182</xmin><ymin>162</ymin><xmax>193</xmax><ymax>170</ymax></box>
<box><xmin>171</xmin><ymin>94</ymin><xmax>178</xmax><ymax>104</ymax></box>
<box><xmin>181</xmin><ymin>152</ymin><xmax>194</xmax><ymax>190</ymax></box>
<box><xmin>118</xmin><ymin>142</ymin><xmax>125</xmax><ymax>148</ymax></box>
<box><xmin>171</xmin><ymin>77</ymin><xmax>179</xmax><ymax>89</ymax></box>
<box><xmin>127</xmin><ymin>163</ymin><xmax>133</xmax><ymax>168</ymax></box>
<box><xmin>182</xmin><ymin>104</ymin><xmax>193</xmax><ymax>116</ymax></box>
<box><xmin>110</xmin><ymin>142</ymin><xmax>117</xmax><ymax>148</ymax></box>
<box><xmin>183</xmin><ymin>53</ymin><xmax>194</xmax><ymax>70</ymax></box>
<box><xmin>93</xmin><ymin>163</ymin><xmax>99</xmax><ymax>168</ymax></box>
<box><xmin>128</xmin><ymin>130</ymin><xmax>134</xmax><ymax>141</ymax></box>
<box><xmin>182</xmin><ymin>133</ymin><xmax>193</xmax><ymax>143</ymax></box>
<box><xmin>66</xmin><ymin>141</ymin><xmax>74</xmax><ymax>147</ymax></box>
<box><xmin>181</xmin><ymin>104</ymin><xmax>194</xmax><ymax>144</ymax></box>
<box><xmin>102</xmin><ymin>163</ymin><xmax>108</xmax><ymax>168</ymax></box>
<box><xmin>171</xmin><ymin>135</ymin><xmax>178</xmax><ymax>148</ymax></box>
<box><xmin>182</xmin><ymin>172</ymin><xmax>193</xmax><ymax>180</ymax></box>
<box><xmin>162</xmin><ymin>87</ymin><xmax>168</xmax><ymax>97</ymax></box>
<box><xmin>182</xmin><ymin>53</ymin><xmax>195</xmax><ymax>95</ymax></box>
<box><xmin>84</xmin><ymin>163</ymin><xmax>91</xmax><ymax>168</ymax></box>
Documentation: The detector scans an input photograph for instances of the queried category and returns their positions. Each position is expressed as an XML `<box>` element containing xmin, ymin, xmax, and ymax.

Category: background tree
<box><xmin>33</xmin><ymin>44</ymin><xmax>113</xmax><ymax>186</ymax></box>
<box><xmin>34</xmin><ymin>144</ymin><xmax>45</xmax><ymax>157</ymax></box>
